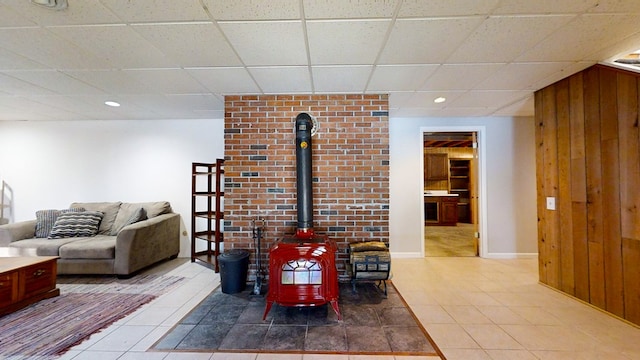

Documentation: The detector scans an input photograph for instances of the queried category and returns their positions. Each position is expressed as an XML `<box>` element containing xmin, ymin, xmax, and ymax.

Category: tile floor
<box><xmin>57</xmin><ymin>256</ymin><xmax>640</xmax><ymax>360</ymax></box>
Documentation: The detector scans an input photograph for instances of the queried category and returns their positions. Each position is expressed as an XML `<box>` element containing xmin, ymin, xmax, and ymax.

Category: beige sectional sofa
<box><xmin>0</xmin><ymin>201</ymin><xmax>180</xmax><ymax>277</ymax></box>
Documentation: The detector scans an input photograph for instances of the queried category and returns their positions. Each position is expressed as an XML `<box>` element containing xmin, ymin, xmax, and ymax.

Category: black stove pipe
<box><xmin>295</xmin><ymin>113</ymin><xmax>314</xmax><ymax>238</ymax></box>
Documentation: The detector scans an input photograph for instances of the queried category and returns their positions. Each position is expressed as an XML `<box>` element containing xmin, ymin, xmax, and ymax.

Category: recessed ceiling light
<box><xmin>434</xmin><ymin>97</ymin><xmax>446</xmax><ymax>104</ymax></box>
<box><xmin>30</xmin><ymin>0</ymin><xmax>67</xmax><ymax>10</ymax></box>
<box><xmin>105</xmin><ymin>101</ymin><xmax>121</xmax><ymax>107</ymax></box>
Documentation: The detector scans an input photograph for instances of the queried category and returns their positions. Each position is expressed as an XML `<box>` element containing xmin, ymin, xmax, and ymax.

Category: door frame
<box><xmin>420</xmin><ymin>126</ymin><xmax>488</xmax><ymax>258</ymax></box>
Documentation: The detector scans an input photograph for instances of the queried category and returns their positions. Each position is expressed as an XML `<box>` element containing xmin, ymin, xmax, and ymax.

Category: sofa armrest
<box><xmin>0</xmin><ymin>220</ymin><xmax>37</xmax><ymax>246</ymax></box>
<box><xmin>113</xmin><ymin>213</ymin><xmax>180</xmax><ymax>275</ymax></box>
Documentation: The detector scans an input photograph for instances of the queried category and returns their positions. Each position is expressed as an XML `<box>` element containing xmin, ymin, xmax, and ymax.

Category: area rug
<box><xmin>153</xmin><ymin>281</ymin><xmax>444</xmax><ymax>357</ymax></box>
<box><xmin>0</xmin><ymin>274</ymin><xmax>184</xmax><ymax>358</ymax></box>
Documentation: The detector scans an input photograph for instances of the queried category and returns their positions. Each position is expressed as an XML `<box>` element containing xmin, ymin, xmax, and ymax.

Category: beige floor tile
<box><xmin>461</xmin><ymin>292</ymin><xmax>503</xmax><ymax>306</ymax></box>
<box><xmin>484</xmin><ymin>349</ymin><xmax>538</xmax><ymax>360</ymax></box>
<box><xmin>411</xmin><ymin>304</ymin><xmax>456</xmax><ymax>324</ymax></box>
<box><xmin>441</xmin><ymin>348</ymin><xmax>491</xmax><ymax>359</ymax></box>
<box><xmin>442</xmin><ymin>305</ymin><xmax>493</xmax><ymax>324</ymax></box>
<box><xmin>475</xmin><ymin>306</ymin><xmax>530</xmax><ymax>325</ymax></box>
<box><xmin>211</xmin><ymin>353</ymin><xmax>258</xmax><ymax>360</ymax></box>
<box><xmin>462</xmin><ymin>324</ymin><xmax>523</xmax><ymax>350</ymax></box>
<box><xmin>508</xmin><ymin>306</ymin><xmax>562</xmax><ymax>325</ymax></box>
<box><xmin>531</xmin><ymin>349</ymin><xmax>632</xmax><ymax>360</ymax></box>
<box><xmin>423</xmin><ymin>323</ymin><xmax>480</xmax><ymax>349</ymax></box>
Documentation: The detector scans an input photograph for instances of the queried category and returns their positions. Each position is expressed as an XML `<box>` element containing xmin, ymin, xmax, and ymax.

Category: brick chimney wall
<box><xmin>223</xmin><ymin>94</ymin><xmax>389</xmax><ymax>280</ymax></box>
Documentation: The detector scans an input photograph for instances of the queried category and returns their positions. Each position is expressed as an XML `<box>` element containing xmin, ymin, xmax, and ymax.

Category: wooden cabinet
<box><xmin>424</xmin><ymin>195</ymin><xmax>458</xmax><ymax>226</ymax></box>
<box><xmin>449</xmin><ymin>159</ymin><xmax>471</xmax><ymax>223</ymax></box>
<box><xmin>440</xmin><ymin>196</ymin><xmax>459</xmax><ymax>226</ymax></box>
<box><xmin>425</xmin><ymin>153</ymin><xmax>449</xmax><ymax>180</ymax></box>
<box><xmin>191</xmin><ymin>160</ymin><xmax>224</xmax><ymax>272</ymax></box>
<box><xmin>0</xmin><ymin>257</ymin><xmax>59</xmax><ymax>316</ymax></box>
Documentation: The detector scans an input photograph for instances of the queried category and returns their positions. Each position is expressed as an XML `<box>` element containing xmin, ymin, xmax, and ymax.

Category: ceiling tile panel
<box><xmin>6</xmin><ymin>70</ymin><xmax>106</xmax><ymax>95</ymax></box>
<box><xmin>50</xmin><ymin>25</ymin><xmax>178</xmax><ymax>69</ymax></box>
<box><xmin>421</xmin><ymin>64</ymin><xmax>504</xmax><ymax>91</ymax></box>
<box><xmin>303</xmin><ymin>0</ymin><xmax>399</xmax><ymax>19</ymax></box>
<box><xmin>448</xmin><ymin>90</ymin><xmax>531</xmax><ymax>108</ymax></box>
<box><xmin>446</xmin><ymin>15</ymin><xmax>574</xmax><ymax>63</ymax></box>
<box><xmin>379</xmin><ymin>17</ymin><xmax>485</xmax><ymax>64</ymax></box>
<box><xmin>401</xmin><ymin>91</ymin><xmax>467</xmax><ymax>108</ymax></box>
<box><xmin>64</xmin><ymin>70</ymin><xmax>155</xmax><ymax>94</ymax></box>
<box><xmin>203</xmin><ymin>0</ymin><xmax>300</xmax><ymax>20</ymax></box>
<box><xmin>3</xmin><ymin>0</ymin><xmax>121</xmax><ymax>26</ymax></box>
<box><xmin>312</xmin><ymin>66</ymin><xmax>372</xmax><ymax>92</ymax></box>
<box><xmin>0</xmin><ymin>72</ymin><xmax>55</xmax><ymax>95</ymax></box>
<box><xmin>0</xmin><ymin>28</ymin><xmax>110</xmax><ymax>69</ymax></box>
<box><xmin>248</xmin><ymin>67</ymin><xmax>312</xmax><ymax>93</ymax></box>
<box><xmin>187</xmin><ymin>67</ymin><xmax>260</xmax><ymax>93</ymax></box>
<box><xmin>493</xmin><ymin>0</ymin><xmax>597</xmax><ymax>14</ymax></box>
<box><xmin>307</xmin><ymin>20</ymin><xmax>391</xmax><ymax>65</ymax></box>
<box><xmin>368</xmin><ymin>65</ymin><xmax>439</xmax><ymax>91</ymax></box>
<box><xmin>586</xmin><ymin>0</ymin><xmax>640</xmax><ymax>13</ymax></box>
<box><xmin>0</xmin><ymin>48</ymin><xmax>49</xmax><ymax>70</ymax></box>
<box><xmin>491</xmin><ymin>96</ymin><xmax>534</xmax><ymax>116</ymax></box>
<box><xmin>474</xmin><ymin>62</ymin><xmax>572</xmax><ymax>90</ymax></box>
<box><xmin>0</xmin><ymin>3</ymin><xmax>38</xmax><ymax>27</ymax></box>
<box><xmin>132</xmin><ymin>23</ymin><xmax>242</xmax><ymax>67</ymax></box>
<box><xmin>99</xmin><ymin>0</ymin><xmax>209</xmax><ymax>22</ymax></box>
<box><xmin>122</xmin><ymin>69</ymin><xmax>208</xmax><ymax>94</ymax></box>
<box><xmin>517</xmin><ymin>14</ymin><xmax>640</xmax><ymax>62</ymax></box>
<box><xmin>219</xmin><ymin>21</ymin><xmax>307</xmax><ymax>66</ymax></box>
<box><xmin>398</xmin><ymin>0</ymin><xmax>499</xmax><ymax>17</ymax></box>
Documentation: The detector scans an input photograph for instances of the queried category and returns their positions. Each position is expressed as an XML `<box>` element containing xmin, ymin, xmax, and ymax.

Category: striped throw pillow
<box><xmin>35</xmin><ymin>208</ymin><xmax>85</xmax><ymax>238</ymax></box>
<box><xmin>48</xmin><ymin>211</ymin><xmax>104</xmax><ymax>239</ymax></box>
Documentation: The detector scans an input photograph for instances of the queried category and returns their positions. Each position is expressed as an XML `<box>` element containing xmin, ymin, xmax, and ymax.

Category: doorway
<box><xmin>421</xmin><ymin>129</ymin><xmax>484</xmax><ymax>257</ymax></box>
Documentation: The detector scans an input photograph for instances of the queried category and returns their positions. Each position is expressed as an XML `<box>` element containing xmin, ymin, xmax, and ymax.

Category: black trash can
<box><xmin>217</xmin><ymin>249</ymin><xmax>250</xmax><ymax>294</ymax></box>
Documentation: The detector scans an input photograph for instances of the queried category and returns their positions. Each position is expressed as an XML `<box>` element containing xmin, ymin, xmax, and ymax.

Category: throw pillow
<box><xmin>35</xmin><ymin>208</ymin><xmax>85</xmax><ymax>238</ymax></box>
<box><xmin>48</xmin><ymin>211</ymin><xmax>104</xmax><ymax>239</ymax></box>
<box><xmin>110</xmin><ymin>207</ymin><xmax>147</xmax><ymax>235</ymax></box>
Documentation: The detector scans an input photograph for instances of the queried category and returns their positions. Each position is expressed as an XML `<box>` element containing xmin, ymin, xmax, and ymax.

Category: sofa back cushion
<box><xmin>69</xmin><ymin>202</ymin><xmax>122</xmax><ymax>235</ymax></box>
<box><xmin>132</xmin><ymin>201</ymin><xmax>172</xmax><ymax>218</ymax></box>
<box><xmin>111</xmin><ymin>204</ymin><xmax>147</xmax><ymax>235</ymax></box>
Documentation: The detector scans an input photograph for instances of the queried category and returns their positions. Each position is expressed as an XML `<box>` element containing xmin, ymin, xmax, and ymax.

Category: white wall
<box><xmin>389</xmin><ymin>116</ymin><xmax>538</xmax><ymax>258</ymax></box>
<box><xmin>0</xmin><ymin>119</ymin><xmax>224</xmax><ymax>257</ymax></box>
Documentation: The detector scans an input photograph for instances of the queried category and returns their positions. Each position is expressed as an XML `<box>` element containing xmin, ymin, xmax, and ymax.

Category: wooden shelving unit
<box><xmin>449</xmin><ymin>159</ymin><xmax>471</xmax><ymax>223</ymax></box>
<box><xmin>191</xmin><ymin>159</ymin><xmax>224</xmax><ymax>272</ymax></box>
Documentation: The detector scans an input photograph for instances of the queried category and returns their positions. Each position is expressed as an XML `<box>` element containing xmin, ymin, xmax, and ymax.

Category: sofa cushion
<box><xmin>133</xmin><ymin>201</ymin><xmax>172</xmax><ymax>218</ymax></box>
<box><xmin>48</xmin><ymin>211</ymin><xmax>104</xmax><ymax>239</ymax></box>
<box><xmin>35</xmin><ymin>208</ymin><xmax>85</xmax><ymax>238</ymax></box>
<box><xmin>8</xmin><ymin>237</ymin><xmax>83</xmax><ymax>256</ymax></box>
<box><xmin>111</xmin><ymin>204</ymin><xmax>147</xmax><ymax>235</ymax></box>
<box><xmin>70</xmin><ymin>202</ymin><xmax>121</xmax><ymax>235</ymax></box>
<box><xmin>58</xmin><ymin>236</ymin><xmax>116</xmax><ymax>259</ymax></box>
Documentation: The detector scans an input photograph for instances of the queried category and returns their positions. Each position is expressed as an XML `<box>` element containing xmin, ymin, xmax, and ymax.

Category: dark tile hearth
<box><xmin>154</xmin><ymin>282</ymin><xmax>440</xmax><ymax>356</ymax></box>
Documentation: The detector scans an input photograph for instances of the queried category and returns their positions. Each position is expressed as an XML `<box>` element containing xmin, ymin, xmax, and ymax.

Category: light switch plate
<box><xmin>546</xmin><ymin>197</ymin><xmax>556</xmax><ymax>210</ymax></box>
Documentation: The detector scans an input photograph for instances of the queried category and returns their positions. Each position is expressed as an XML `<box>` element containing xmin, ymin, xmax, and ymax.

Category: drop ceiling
<box><xmin>1</xmin><ymin>0</ymin><xmax>640</xmax><ymax>121</ymax></box>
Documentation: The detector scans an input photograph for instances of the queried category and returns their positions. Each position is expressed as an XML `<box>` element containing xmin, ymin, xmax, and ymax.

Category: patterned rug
<box><xmin>153</xmin><ymin>281</ymin><xmax>444</xmax><ymax>357</ymax></box>
<box><xmin>0</xmin><ymin>274</ymin><xmax>184</xmax><ymax>358</ymax></box>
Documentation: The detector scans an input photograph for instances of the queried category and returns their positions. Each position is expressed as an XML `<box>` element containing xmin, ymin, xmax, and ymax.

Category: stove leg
<box><xmin>329</xmin><ymin>300</ymin><xmax>342</xmax><ymax>321</ymax></box>
<box><xmin>263</xmin><ymin>301</ymin><xmax>274</xmax><ymax>321</ymax></box>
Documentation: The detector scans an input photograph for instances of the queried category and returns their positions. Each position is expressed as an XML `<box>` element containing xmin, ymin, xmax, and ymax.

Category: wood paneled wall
<box><xmin>535</xmin><ymin>64</ymin><xmax>640</xmax><ymax>325</ymax></box>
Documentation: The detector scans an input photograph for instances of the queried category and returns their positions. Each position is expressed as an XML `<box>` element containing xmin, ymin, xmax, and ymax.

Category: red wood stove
<box><xmin>263</xmin><ymin>113</ymin><xmax>342</xmax><ymax>320</ymax></box>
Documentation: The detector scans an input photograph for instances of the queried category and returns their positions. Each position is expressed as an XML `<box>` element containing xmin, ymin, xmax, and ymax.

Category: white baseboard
<box><xmin>483</xmin><ymin>252</ymin><xmax>538</xmax><ymax>259</ymax></box>
<box><xmin>390</xmin><ymin>252</ymin><xmax>423</xmax><ymax>258</ymax></box>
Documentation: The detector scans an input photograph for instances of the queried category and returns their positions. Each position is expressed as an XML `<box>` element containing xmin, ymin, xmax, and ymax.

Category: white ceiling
<box><xmin>1</xmin><ymin>0</ymin><xmax>640</xmax><ymax>121</ymax></box>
